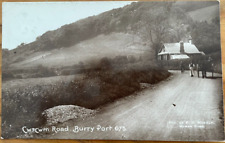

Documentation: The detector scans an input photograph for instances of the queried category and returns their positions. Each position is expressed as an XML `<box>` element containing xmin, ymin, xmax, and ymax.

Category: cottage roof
<box><xmin>158</xmin><ymin>43</ymin><xmax>201</xmax><ymax>55</ymax></box>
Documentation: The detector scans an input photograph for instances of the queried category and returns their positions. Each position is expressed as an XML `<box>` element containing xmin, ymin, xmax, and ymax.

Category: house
<box><xmin>157</xmin><ymin>41</ymin><xmax>204</xmax><ymax>60</ymax></box>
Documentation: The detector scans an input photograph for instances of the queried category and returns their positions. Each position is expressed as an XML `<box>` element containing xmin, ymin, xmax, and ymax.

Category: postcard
<box><xmin>2</xmin><ymin>1</ymin><xmax>224</xmax><ymax>141</ymax></box>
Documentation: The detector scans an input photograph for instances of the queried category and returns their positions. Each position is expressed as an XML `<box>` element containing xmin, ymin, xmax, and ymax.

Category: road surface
<box><xmin>39</xmin><ymin>71</ymin><xmax>224</xmax><ymax>141</ymax></box>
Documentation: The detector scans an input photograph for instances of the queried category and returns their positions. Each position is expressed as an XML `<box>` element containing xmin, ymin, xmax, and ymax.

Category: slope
<box><xmin>10</xmin><ymin>32</ymin><xmax>150</xmax><ymax>68</ymax></box>
<box><xmin>188</xmin><ymin>5</ymin><xmax>220</xmax><ymax>23</ymax></box>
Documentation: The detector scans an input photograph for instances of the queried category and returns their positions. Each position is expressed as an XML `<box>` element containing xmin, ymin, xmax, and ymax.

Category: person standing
<box><xmin>211</xmin><ymin>63</ymin><xmax>214</xmax><ymax>77</ymax></box>
<box><xmin>180</xmin><ymin>61</ymin><xmax>185</xmax><ymax>73</ymax></box>
<box><xmin>189</xmin><ymin>62</ymin><xmax>195</xmax><ymax>77</ymax></box>
<box><xmin>196</xmin><ymin>63</ymin><xmax>200</xmax><ymax>78</ymax></box>
<box><xmin>201</xmin><ymin>61</ymin><xmax>207</xmax><ymax>78</ymax></box>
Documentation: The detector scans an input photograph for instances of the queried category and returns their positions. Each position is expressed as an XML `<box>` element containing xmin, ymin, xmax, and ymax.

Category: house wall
<box><xmin>187</xmin><ymin>53</ymin><xmax>202</xmax><ymax>59</ymax></box>
<box><xmin>158</xmin><ymin>53</ymin><xmax>203</xmax><ymax>61</ymax></box>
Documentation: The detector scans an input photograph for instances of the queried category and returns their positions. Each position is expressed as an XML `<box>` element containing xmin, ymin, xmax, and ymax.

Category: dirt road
<box><xmin>40</xmin><ymin>71</ymin><xmax>224</xmax><ymax>141</ymax></box>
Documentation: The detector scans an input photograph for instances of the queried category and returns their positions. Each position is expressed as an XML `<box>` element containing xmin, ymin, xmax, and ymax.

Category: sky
<box><xmin>2</xmin><ymin>1</ymin><xmax>133</xmax><ymax>50</ymax></box>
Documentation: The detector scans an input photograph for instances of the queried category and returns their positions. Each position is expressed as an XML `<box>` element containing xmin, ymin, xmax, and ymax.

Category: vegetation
<box><xmin>191</xmin><ymin>17</ymin><xmax>221</xmax><ymax>54</ymax></box>
<box><xmin>2</xmin><ymin>65</ymin><xmax>57</xmax><ymax>81</ymax></box>
<box><xmin>175</xmin><ymin>1</ymin><xmax>217</xmax><ymax>12</ymax></box>
<box><xmin>2</xmin><ymin>57</ymin><xmax>170</xmax><ymax>138</ymax></box>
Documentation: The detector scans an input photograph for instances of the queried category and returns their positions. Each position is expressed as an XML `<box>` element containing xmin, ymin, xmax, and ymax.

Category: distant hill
<box><xmin>175</xmin><ymin>1</ymin><xmax>218</xmax><ymax>12</ymax></box>
<box><xmin>175</xmin><ymin>1</ymin><xmax>219</xmax><ymax>23</ymax></box>
<box><xmin>187</xmin><ymin>5</ymin><xmax>220</xmax><ymax>23</ymax></box>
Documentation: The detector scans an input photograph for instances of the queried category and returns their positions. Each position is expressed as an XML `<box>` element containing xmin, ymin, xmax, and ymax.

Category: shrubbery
<box><xmin>2</xmin><ymin>65</ymin><xmax>57</xmax><ymax>81</ymax></box>
<box><xmin>32</xmin><ymin>65</ymin><xmax>57</xmax><ymax>78</ymax></box>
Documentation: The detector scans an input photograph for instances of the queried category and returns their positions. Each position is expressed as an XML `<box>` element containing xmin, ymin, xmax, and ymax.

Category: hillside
<box><xmin>10</xmin><ymin>32</ymin><xmax>149</xmax><ymax>68</ymax></box>
<box><xmin>3</xmin><ymin>1</ymin><xmax>193</xmax><ymax>69</ymax></box>
<box><xmin>188</xmin><ymin>5</ymin><xmax>220</xmax><ymax>23</ymax></box>
<box><xmin>175</xmin><ymin>1</ymin><xmax>218</xmax><ymax>12</ymax></box>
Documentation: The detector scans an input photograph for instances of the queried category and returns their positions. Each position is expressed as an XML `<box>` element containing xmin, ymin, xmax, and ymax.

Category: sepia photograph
<box><xmin>2</xmin><ymin>1</ymin><xmax>224</xmax><ymax>141</ymax></box>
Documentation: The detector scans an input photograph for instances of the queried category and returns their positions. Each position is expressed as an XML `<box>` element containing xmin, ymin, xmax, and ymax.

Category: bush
<box><xmin>61</xmin><ymin>69</ymin><xmax>72</xmax><ymax>75</ymax></box>
<box><xmin>15</xmin><ymin>75</ymin><xmax>23</xmax><ymax>79</ymax></box>
<box><xmin>35</xmin><ymin>65</ymin><xmax>57</xmax><ymax>77</ymax></box>
<box><xmin>113</xmin><ymin>56</ymin><xmax>129</xmax><ymax>65</ymax></box>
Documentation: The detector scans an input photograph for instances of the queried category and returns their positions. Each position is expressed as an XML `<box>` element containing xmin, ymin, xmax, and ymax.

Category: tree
<box><xmin>139</xmin><ymin>3</ymin><xmax>191</xmax><ymax>60</ymax></box>
<box><xmin>191</xmin><ymin>20</ymin><xmax>220</xmax><ymax>54</ymax></box>
<box><xmin>140</xmin><ymin>7</ymin><xmax>171</xmax><ymax>59</ymax></box>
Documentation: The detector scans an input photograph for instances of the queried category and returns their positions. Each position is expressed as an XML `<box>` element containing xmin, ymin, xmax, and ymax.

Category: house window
<box><xmin>163</xmin><ymin>55</ymin><xmax>167</xmax><ymax>60</ymax></box>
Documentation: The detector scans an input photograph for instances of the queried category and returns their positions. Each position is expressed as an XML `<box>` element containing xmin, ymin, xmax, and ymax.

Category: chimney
<box><xmin>180</xmin><ymin>41</ymin><xmax>184</xmax><ymax>53</ymax></box>
<box><xmin>189</xmin><ymin>39</ymin><xmax>192</xmax><ymax>44</ymax></box>
<box><xmin>188</xmin><ymin>36</ymin><xmax>192</xmax><ymax>44</ymax></box>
